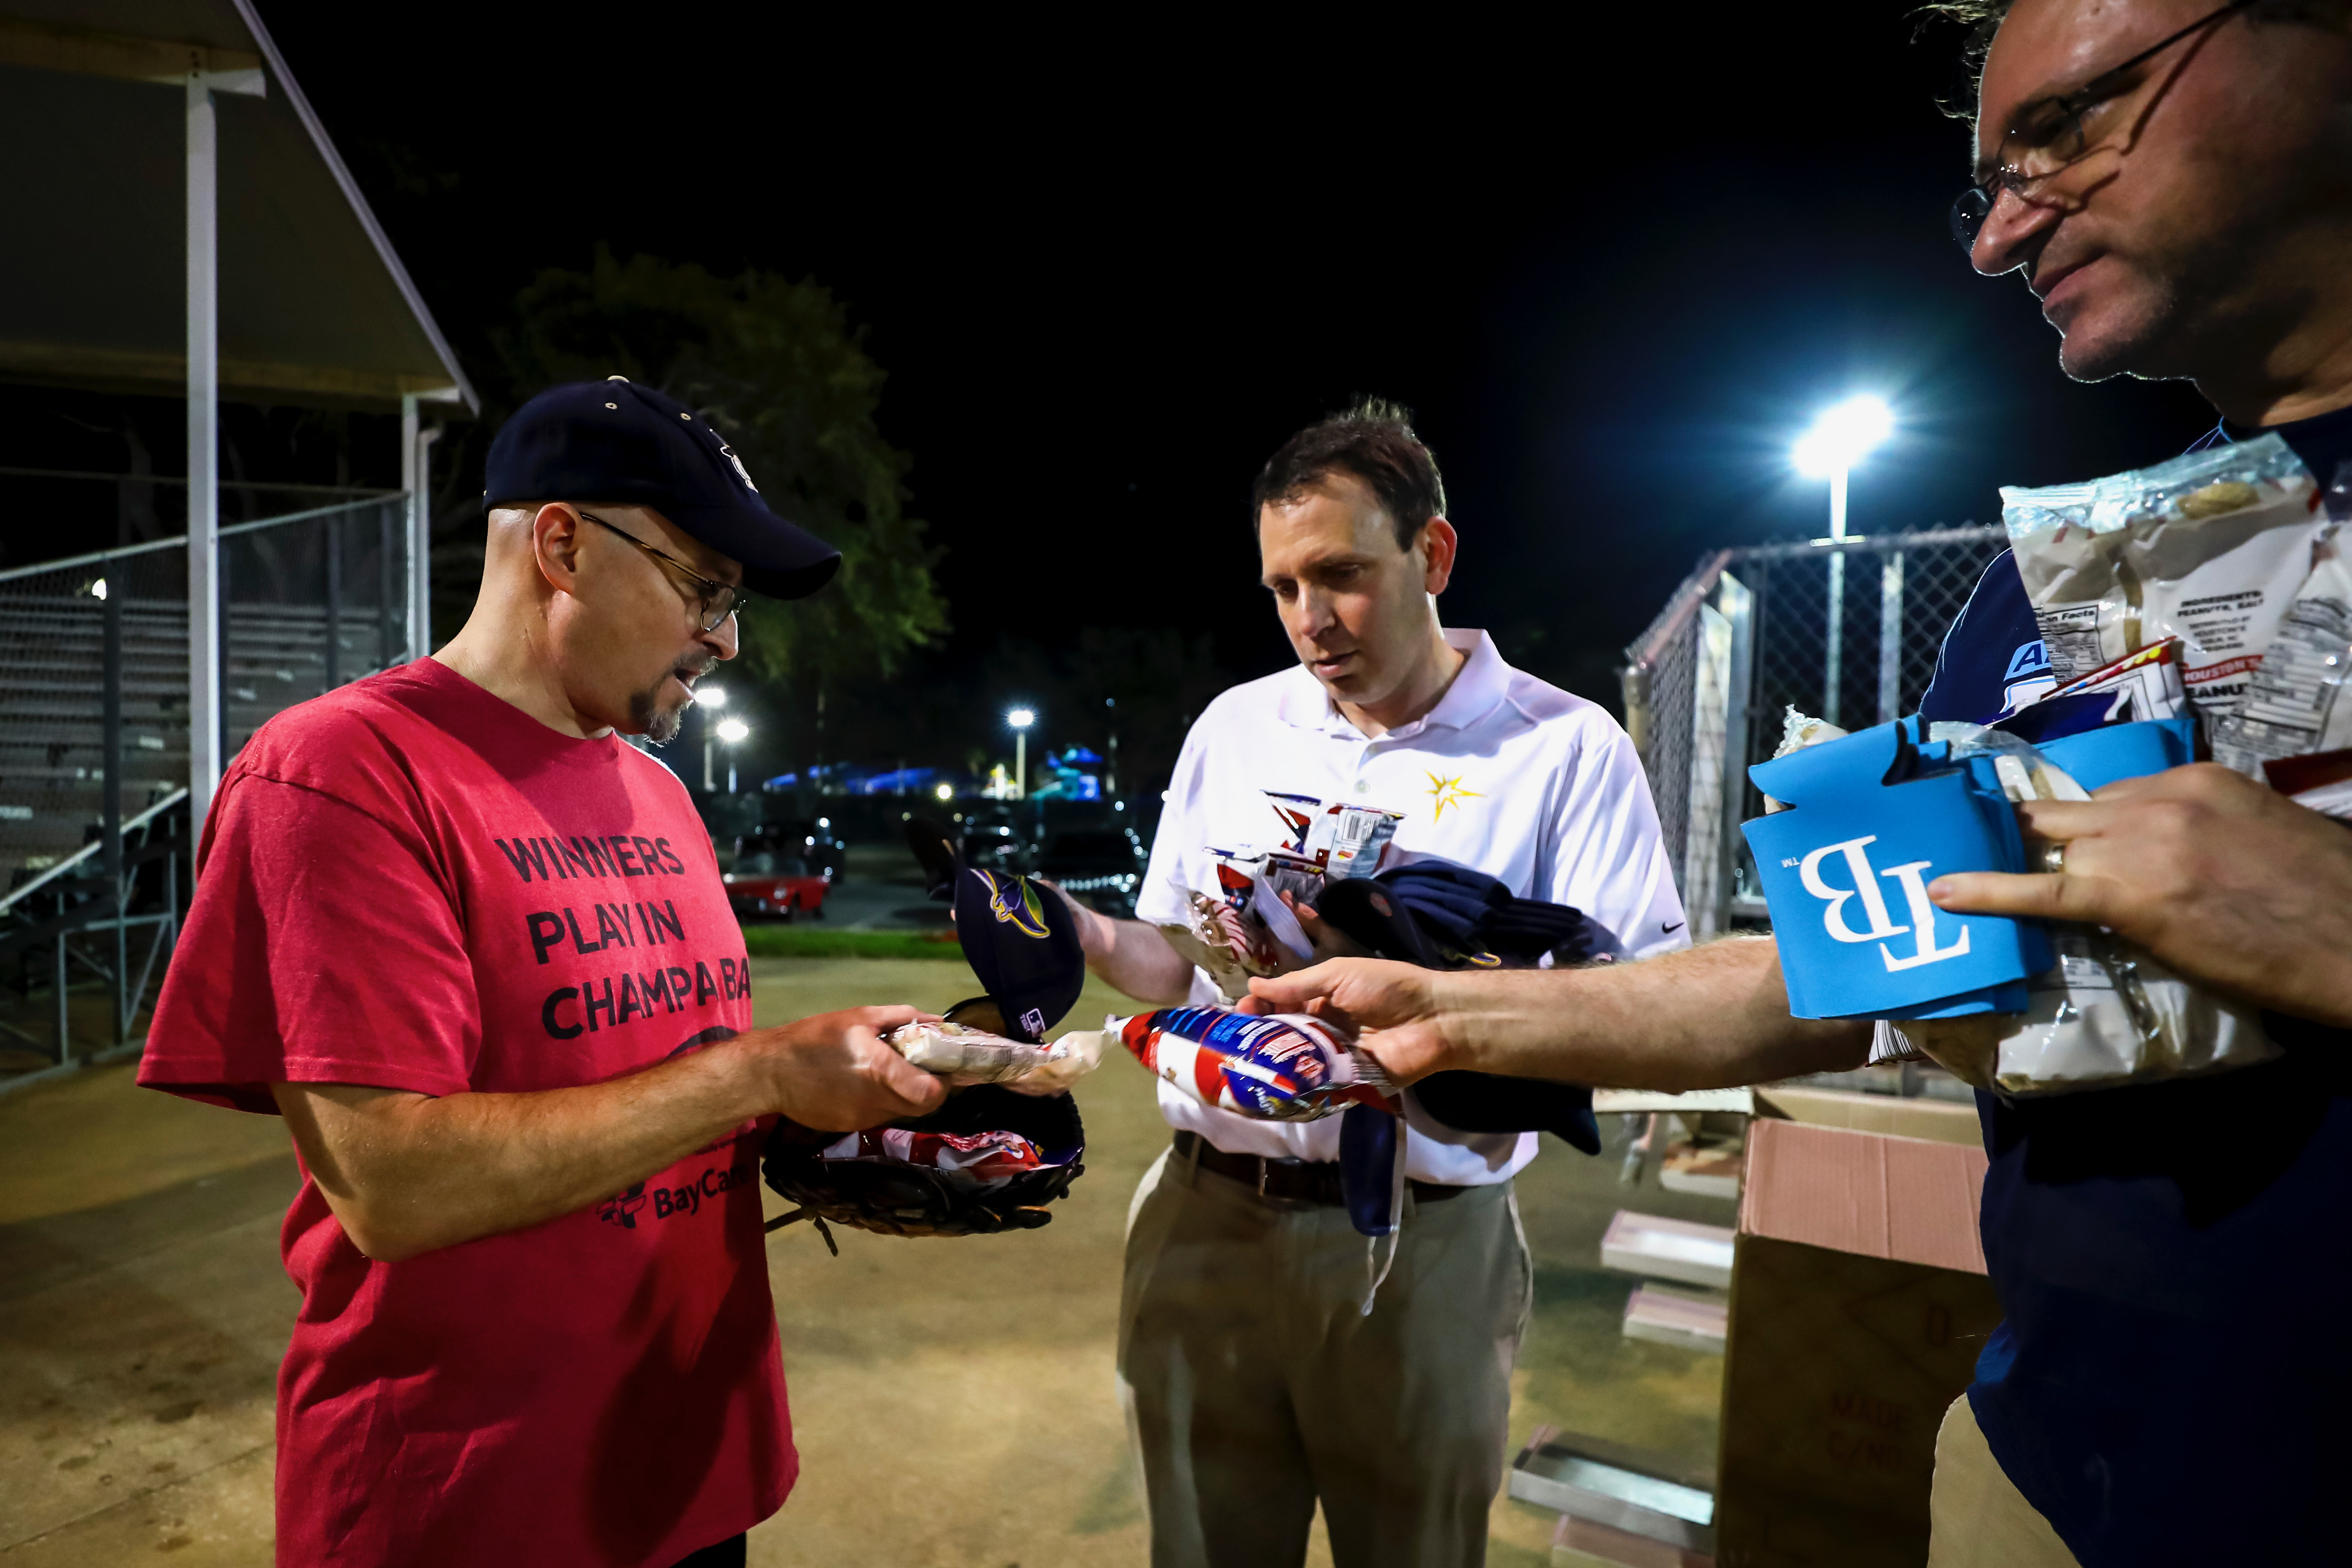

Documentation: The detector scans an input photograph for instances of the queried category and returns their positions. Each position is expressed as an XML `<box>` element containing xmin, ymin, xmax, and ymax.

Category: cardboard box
<box><xmin>1752</xmin><ymin>1084</ymin><xmax>1981</xmax><ymax>1147</ymax></box>
<box><xmin>1713</xmin><ymin>1110</ymin><xmax>2002</xmax><ymax>1568</ymax></box>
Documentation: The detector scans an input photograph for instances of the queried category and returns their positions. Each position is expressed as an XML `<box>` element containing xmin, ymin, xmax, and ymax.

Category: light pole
<box><xmin>716</xmin><ymin>717</ymin><xmax>749</xmax><ymax>794</ymax></box>
<box><xmin>1007</xmin><ymin>708</ymin><xmax>1035</xmax><ymax>800</ymax></box>
<box><xmin>696</xmin><ymin>685</ymin><xmax>728</xmax><ymax>793</ymax></box>
<box><xmin>1793</xmin><ymin>397</ymin><xmax>1894</xmax><ymax>729</ymax></box>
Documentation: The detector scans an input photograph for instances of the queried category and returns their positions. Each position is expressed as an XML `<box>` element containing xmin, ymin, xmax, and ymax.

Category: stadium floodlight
<box><xmin>1792</xmin><ymin>395</ymin><xmax>1894</xmax><ymax>493</ymax></box>
<box><xmin>715</xmin><ymin>718</ymin><xmax>749</xmax><ymax>744</ymax></box>
<box><xmin>694</xmin><ymin>684</ymin><xmax>726</xmax><ymax>707</ymax></box>
<box><xmin>935</xmin><ymin>781</ymin><xmax>954</xmax><ymax>802</ymax></box>
<box><xmin>1007</xmin><ymin>708</ymin><xmax>1036</xmax><ymax>799</ymax></box>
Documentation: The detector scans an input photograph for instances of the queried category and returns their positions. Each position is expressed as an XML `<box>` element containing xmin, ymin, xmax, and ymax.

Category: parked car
<box><xmin>723</xmin><ymin>820</ymin><xmax>843</xmax><ymax>922</ymax></box>
<box><xmin>1037</xmin><ymin>825</ymin><xmax>1148</xmax><ymax>916</ymax></box>
<box><xmin>957</xmin><ymin>810</ymin><xmax>1039</xmax><ymax>876</ymax></box>
<box><xmin>736</xmin><ymin>818</ymin><xmax>846</xmax><ymax>882</ymax></box>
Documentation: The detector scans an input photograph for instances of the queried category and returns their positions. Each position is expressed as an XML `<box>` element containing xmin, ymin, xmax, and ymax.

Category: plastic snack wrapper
<box><xmin>815</xmin><ymin>1126</ymin><xmax>1051</xmax><ymax>1180</ymax></box>
<box><xmin>1157</xmin><ymin>793</ymin><xmax>1407</xmax><ymax>1000</ymax></box>
<box><xmin>884</xmin><ymin>1020</ymin><xmax>1102</xmax><ymax>1096</ymax></box>
<box><xmin>2211</xmin><ymin>508</ymin><xmax>2352</xmax><ymax>774</ymax></box>
<box><xmin>1262</xmin><ymin>792</ymin><xmax>1405</xmax><ymax>880</ymax></box>
<box><xmin>1083</xmin><ymin>1003</ymin><xmax>1411</xmax><ymax>1305</ymax></box>
<box><xmin>2002</xmin><ymin>433</ymin><xmax>2324</xmax><ymax>726</ymax></box>
<box><xmin>1069</xmin><ymin>1005</ymin><xmax>1398</xmax><ymax>1122</ymax></box>
<box><xmin>2038</xmin><ymin>639</ymin><xmax>2188</xmax><ymax>723</ymax></box>
<box><xmin>1155</xmin><ymin>867</ymin><xmax>1302</xmax><ymax>1002</ymax></box>
<box><xmin>1882</xmin><ymin>722</ymin><xmax>2280</xmax><ymax>1096</ymax></box>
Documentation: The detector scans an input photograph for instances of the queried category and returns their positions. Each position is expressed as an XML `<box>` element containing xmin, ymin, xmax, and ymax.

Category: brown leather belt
<box><xmin>1171</xmin><ymin>1130</ymin><xmax>1472</xmax><ymax>1207</ymax></box>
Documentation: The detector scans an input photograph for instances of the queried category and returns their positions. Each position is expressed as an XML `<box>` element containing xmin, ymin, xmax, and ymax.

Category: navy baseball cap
<box><xmin>950</xmin><ymin>868</ymin><xmax>1086</xmax><ymax>1044</ymax></box>
<box><xmin>484</xmin><ymin>377</ymin><xmax>842</xmax><ymax>601</ymax></box>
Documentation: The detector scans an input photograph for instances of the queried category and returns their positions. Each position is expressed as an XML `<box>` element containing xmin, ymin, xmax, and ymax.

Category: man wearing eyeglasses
<box><xmin>1249</xmin><ymin>4</ymin><xmax>2352</xmax><ymax>1566</ymax></box>
<box><xmin>137</xmin><ymin>377</ymin><xmax>946</xmax><ymax>1568</ymax></box>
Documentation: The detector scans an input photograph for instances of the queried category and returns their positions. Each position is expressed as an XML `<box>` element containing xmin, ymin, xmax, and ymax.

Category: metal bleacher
<box><xmin>0</xmin><ymin>497</ymin><xmax>412</xmax><ymax>1079</ymax></box>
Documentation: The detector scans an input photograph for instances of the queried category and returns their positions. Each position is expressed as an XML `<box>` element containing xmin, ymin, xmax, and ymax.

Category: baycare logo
<box><xmin>1795</xmin><ymin>833</ymin><xmax>1971</xmax><ymax>974</ymax></box>
<box><xmin>599</xmin><ymin>1184</ymin><xmax>648</xmax><ymax>1230</ymax></box>
<box><xmin>598</xmin><ymin>1161</ymin><xmax>760</xmax><ymax>1231</ymax></box>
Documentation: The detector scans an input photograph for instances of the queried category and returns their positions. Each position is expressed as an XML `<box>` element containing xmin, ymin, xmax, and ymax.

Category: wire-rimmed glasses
<box><xmin>1950</xmin><ymin>0</ymin><xmax>2255</xmax><ymax>253</ymax></box>
<box><xmin>579</xmin><ymin>510</ymin><xmax>743</xmax><ymax>632</ymax></box>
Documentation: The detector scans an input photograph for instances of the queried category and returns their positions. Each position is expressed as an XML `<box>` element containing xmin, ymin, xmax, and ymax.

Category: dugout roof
<box><xmin>0</xmin><ymin>0</ymin><xmax>476</xmax><ymax>412</ymax></box>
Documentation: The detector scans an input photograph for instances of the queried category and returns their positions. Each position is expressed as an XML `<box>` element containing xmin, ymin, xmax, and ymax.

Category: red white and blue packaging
<box><xmin>1105</xmin><ymin>1006</ymin><xmax>1409</xmax><ymax>1273</ymax></box>
<box><xmin>1112</xmin><ymin>1005</ymin><xmax>1395</xmax><ymax>1121</ymax></box>
<box><xmin>817</xmin><ymin>1127</ymin><xmax>1050</xmax><ymax>1181</ymax></box>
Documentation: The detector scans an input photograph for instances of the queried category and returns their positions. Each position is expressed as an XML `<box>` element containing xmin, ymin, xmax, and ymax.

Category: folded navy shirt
<box><xmin>1916</xmin><ymin>404</ymin><xmax>2352</xmax><ymax>1567</ymax></box>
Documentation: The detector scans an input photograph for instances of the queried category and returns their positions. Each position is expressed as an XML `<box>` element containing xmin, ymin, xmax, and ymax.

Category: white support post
<box><xmin>1877</xmin><ymin>550</ymin><xmax>1906</xmax><ymax>725</ymax></box>
<box><xmin>186</xmin><ymin>72</ymin><xmax>222</xmax><ymax>832</ymax></box>
<box><xmin>402</xmin><ymin>394</ymin><xmax>426</xmax><ymax>660</ymax></box>
<box><xmin>1823</xmin><ymin>466</ymin><xmax>1849</xmax><ymax>730</ymax></box>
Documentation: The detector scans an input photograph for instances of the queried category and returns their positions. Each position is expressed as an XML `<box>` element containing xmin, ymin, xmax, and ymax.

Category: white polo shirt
<box><xmin>1136</xmin><ymin>628</ymin><xmax>1689</xmax><ymax>1185</ymax></box>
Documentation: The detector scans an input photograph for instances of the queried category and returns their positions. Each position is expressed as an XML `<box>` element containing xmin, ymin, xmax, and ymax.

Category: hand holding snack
<box><xmin>884</xmin><ymin>1020</ymin><xmax>1103</xmax><ymax>1096</ymax></box>
<box><xmin>1929</xmin><ymin>763</ymin><xmax>2352</xmax><ymax>1029</ymax></box>
<box><xmin>742</xmin><ymin>1006</ymin><xmax>950</xmax><ymax>1131</ymax></box>
<box><xmin>1081</xmin><ymin>1003</ymin><xmax>1397</xmax><ymax>1120</ymax></box>
<box><xmin>1242</xmin><ymin>960</ymin><xmax>1453</xmax><ymax>1083</ymax></box>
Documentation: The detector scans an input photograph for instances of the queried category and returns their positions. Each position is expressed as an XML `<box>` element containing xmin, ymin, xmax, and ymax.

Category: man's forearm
<box><xmin>1059</xmin><ymin>891</ymin><xmax>1197</xmax><ymax>1004</ymax></box>
<box><xmin>1250</xmin><ymin>937</ymin><xmax>1868</xmax><ymax>1089</ymax></box>
<box><xmin>1431</xmin><ymin>937</ymin><xmax>1869</xmax><ymax>1089</ymax></box>
<box><xmin>275</xmin><ymin>1039</ymin><xmax>774</xmax><ymax>1262</ymax></box>
<box><xmin>274</xmin><ymin>1006</ymin><xmax>943</xmax><ymax>1262</ymax></box>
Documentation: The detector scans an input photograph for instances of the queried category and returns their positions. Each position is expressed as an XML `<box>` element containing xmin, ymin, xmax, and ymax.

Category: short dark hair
<box><xmin>1251</xmin><ymin>397</ymin><xmax>1447</xmax><ymax>550</ymax></box>
<box><xmin>1915</xmin><ymin>0</ymin><xmax>2013</xmax><ymax>116</ymax></box>
<box><xmin>1917</xmin><ymin>0</ymin><xmax>2342</xmax><ymax>118</ymax></box>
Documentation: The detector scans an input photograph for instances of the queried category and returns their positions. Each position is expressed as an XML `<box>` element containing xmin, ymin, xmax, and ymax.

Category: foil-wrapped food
<box><xmin>883</xmin><ymin>1020</ymin><xmax>1102</xmax><ymax>1096</ymax></box>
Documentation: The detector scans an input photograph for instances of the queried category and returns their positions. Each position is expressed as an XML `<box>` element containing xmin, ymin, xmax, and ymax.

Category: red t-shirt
<box><xmin>140</xmin><ymin>659</ymin><xmax>792</xmax><ymax>1567</ymax></box>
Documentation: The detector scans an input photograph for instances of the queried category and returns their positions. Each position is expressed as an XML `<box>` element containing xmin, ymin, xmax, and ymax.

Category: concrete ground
<box><xmin>0</xmin><ymin>956</ymin><xmax>1731</xmax><ymax>1567</ymax></box>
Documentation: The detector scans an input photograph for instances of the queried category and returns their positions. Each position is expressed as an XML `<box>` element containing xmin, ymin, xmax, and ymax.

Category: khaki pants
<box><xmin>1927</xmin><ymin>1395</ymin><xmax>2082</xmax><ymax>1568</ymax></box>
<box><xmin>1116</xmin><ymin>1144</ymin><xmax>1533</xmax><ymax>1568</ymax></box>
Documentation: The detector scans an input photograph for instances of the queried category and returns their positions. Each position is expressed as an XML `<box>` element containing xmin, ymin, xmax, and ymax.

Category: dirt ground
<box><xmin>0</xmin><ymin>956</ymin><xmax>1730</xmax><ymax>1567</ymax></box>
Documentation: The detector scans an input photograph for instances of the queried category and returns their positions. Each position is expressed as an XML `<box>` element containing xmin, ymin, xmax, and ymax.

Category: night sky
<box><xmin>24</xmin><ymin>6</ymin><xmax>2227</xmax><ymax>776</ymax></box>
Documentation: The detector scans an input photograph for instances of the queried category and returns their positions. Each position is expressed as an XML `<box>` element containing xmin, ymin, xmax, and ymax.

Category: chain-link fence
<box><xmin>0</xmin><ymin>495</ymin><xmax>411</xmax><ymax>1076</ymax></box>
<box><xmin>1622</xmin><ymin>527</ymin><xmax>2009</xmax><ymax>938</ymax></box>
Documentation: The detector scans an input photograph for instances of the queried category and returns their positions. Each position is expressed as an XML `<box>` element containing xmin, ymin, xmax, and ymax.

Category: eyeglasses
<box><xmin>1949</xmin><ymin>0</ymin><xmax>2254</xmax><ymax>253</ymax></box>
<box><xmin>578</xmin><ymin>510</ymin><xmax>743</xmax><ymax>632</ymax></box>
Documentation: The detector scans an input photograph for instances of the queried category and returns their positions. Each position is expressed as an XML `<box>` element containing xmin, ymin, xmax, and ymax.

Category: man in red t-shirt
<box><xmin>140</xmin><ymin>378</ymin><xmax>943</xmax><ymax>1568</ymax></box>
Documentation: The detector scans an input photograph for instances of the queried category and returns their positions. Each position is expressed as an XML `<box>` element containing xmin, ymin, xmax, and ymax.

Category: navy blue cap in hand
<box><xmin>950</xmin><ymin>869</ymin><xmax>1086</xmax><ymax>1044</ymax></box>
<box><xmin>484</xmin><ymin>377</ymin><xmax>842</xmax><ymax>601</ymax></box>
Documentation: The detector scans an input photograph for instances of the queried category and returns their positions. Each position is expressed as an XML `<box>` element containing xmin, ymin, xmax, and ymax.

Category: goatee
<box><xmin>631</xmin><ymin>684</ymin><xmax>685</xmax><ymax>746</ymax></box>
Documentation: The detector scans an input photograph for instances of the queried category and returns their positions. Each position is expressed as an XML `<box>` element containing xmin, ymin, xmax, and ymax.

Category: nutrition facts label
<box><xmin>2212</xmin><ymin>595</ymin><xmax>2352</xmax><ymax>774</ymax></box>
<box><xmin>2032</xmin><ymin>602</ymin><xmax>2110</xmax><ymax>683</ymax></box>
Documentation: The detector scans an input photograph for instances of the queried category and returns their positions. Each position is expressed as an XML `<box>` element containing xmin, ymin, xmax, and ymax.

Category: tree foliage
<box><xmin>494</xmin><ymin>246</ymin><xmax>947</xmax><ymax>682</ymax></box>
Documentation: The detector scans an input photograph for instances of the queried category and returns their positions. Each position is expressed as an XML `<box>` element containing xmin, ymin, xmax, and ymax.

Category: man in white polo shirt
<box><xmin>1056</xmin><ymin>400</ymin><xmax>1686</xmax><ymax>1568</ymax></box>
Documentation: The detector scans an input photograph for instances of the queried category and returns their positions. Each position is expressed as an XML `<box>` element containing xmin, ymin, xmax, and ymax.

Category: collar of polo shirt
<box><xmin>1275</xmin><ymin>629</ymin><xmax>1514</xmax><ymax>739</ymax></box>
